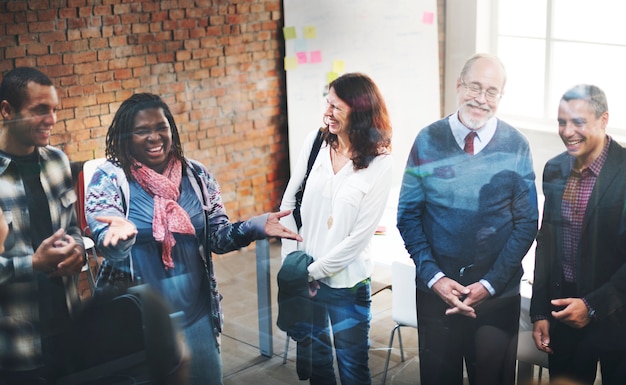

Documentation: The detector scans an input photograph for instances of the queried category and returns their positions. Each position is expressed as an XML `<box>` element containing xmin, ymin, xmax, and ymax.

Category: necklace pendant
<box><xmin>327</xmin><ymin>215</ymin><xmax>334</xmax><ymax>229</ymax></box>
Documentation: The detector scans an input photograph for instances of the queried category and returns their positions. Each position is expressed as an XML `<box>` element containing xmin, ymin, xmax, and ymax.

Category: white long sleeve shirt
<box><xmin>280</xmin><ymin>130</ymin><xmax>393</xmax><ymax>288</ymax></box>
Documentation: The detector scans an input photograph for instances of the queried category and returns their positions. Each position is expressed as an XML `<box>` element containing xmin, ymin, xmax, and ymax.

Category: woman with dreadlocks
<box><xmin>84</xmin><ymin>93</ymin><xmax>301</xmax><ymax>385</ymax></box>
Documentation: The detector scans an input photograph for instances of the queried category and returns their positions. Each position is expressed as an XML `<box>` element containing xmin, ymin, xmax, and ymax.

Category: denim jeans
<box><xmin>184</xmin><ymin>313</ymin><xmax>223</xmax><ymax>385</ymax></box>
<box><xmin>309</xmin><ymin>279</ymin><xmax>372</xmax><ymax>385</ymax></box>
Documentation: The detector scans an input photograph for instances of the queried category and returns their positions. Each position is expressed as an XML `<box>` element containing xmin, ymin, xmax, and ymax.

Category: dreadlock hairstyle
<box><xmin>322</xmin><ymin>72</ymin><xmax>392</xmax><ymax>170</ymax></box>
<box><xmin>105</xmin><ymin>93</ymin><xmax>185</xmax><ymax>180</ymax></box>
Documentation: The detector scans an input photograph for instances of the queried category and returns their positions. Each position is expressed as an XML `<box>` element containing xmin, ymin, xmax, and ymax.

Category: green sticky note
<box><xmin>283</xmin><ymin>26</ymin><xmax>297</xmax><ymax>40</ymax></box>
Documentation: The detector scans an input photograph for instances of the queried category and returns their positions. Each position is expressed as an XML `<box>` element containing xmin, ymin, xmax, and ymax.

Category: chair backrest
<box><xmin>391</xmin><ymin>259</ymin><xmax>417</xmax><ymax>327</ymax></box>
<box><xmin>517</xmin><ymin>330</ymin><xmax>548</xmax><ymax>368</ymax></box>
<box><xmin>77</xmin><ymin>158</ymin><xmax>107</xmax><ymax>236</ymax></box>
<box><xmin>83</xmin><ymin>158</ymin><xmax>106</xmax><ymax>188</ymax></box>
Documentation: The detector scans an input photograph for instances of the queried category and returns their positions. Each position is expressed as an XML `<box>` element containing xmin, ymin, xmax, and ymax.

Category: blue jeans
<box><xmin>309</xmin><ymin>279</ymin><xmax>372</xmax><ymax>385</ymax></box>
<box><xmin>184</xmin><ymin>313</ymin><xmax>223</xmax><ymax>385</ymax></box>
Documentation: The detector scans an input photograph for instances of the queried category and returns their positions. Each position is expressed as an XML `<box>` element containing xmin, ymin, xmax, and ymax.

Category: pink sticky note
<box><xmin>296</xmin><ymin>51</ymin><xmax>308</xmax><ymax>64</ymax></box>
<box><xmin>422</xmin><ymin>11</ymin><xmax>434</xmax><ymax>24</ymax></box>
<box><xmin>310</xmin><ymin>50</ymin><xmax>322</xmax><ymax>63</ymax></box>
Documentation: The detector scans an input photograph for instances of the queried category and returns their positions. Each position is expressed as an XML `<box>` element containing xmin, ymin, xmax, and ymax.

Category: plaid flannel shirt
<box><xmin>0</xmin><ymin>146</ymin><xmax>82</xmax><ymax>371</ymax></box>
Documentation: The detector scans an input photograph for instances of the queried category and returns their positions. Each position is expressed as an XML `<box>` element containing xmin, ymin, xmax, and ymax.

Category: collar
<box><xmin>448</xmin><ymin>112</ymin><xmax>498</xmax><ymax>150</ymax></box>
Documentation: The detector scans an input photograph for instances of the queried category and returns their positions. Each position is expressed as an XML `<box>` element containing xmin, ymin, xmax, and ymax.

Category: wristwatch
<box><xmin>587</xmin><ymin>307</ymin><xmax>596</xmax><ymax>320</ymax></box>
<box><xmin>583</xmin><ymin>298</ymin><xmax>596</xmax><ymax>320</ymax></box>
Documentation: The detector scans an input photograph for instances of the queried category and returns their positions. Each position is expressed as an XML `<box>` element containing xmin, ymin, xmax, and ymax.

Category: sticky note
<box><xmin>296</xmin><ymin>52</ymin><xmax>308</xmax><ymax>64</ymax></box>
<box><xmin>283</xmin><ymin>26</ymin><xmax>297</xmax><ymax>40</ymax></box>
<box><xmin>332</xmin><ymin>60</ymin><xmax>344</xmax><ymax>73</ymax></box>
<box><xmin>310</xmin><ymin>50</ymin><xmax>322</xmax><ymax>63</ymax></box>
<box><xmin>284</xmin><ymin>56</ymin><xmax>298</xmax><ymax>70</ymax></box>
<box><xmin>422</xmin><ymin>11</ymin><xmax>434</xmax><ymax>24</ymax></box>
<box><xmin>295</xmin><ymin>38</ymin><xmax>307</xmax><ymax>52</ymax></box>
<box><xmin>304</xmin><ymin>25</ymin><xmax>317</xmax><ymax>39</ymax></box>
<box><xmin>327</xmin><ymin>72</ymin><xmax>339</xmax><ymax>84</ymax></box>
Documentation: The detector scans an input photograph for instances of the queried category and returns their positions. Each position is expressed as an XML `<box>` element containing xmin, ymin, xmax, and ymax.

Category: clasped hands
<box><xmin>32</xmin><ymin>228</ymin><xmax>85</xmax><ymax>276</ymax></box>
<box><xmin>432</xmin><ymin>277</ymin><xmax>491</xmax><ymax>318</ymax></box>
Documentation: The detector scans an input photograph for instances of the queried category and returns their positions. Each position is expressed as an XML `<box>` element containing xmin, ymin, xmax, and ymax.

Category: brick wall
<box><xmin>0</xmin><ymin>0</ymin><xmax>289</xmax><ymax>220</ymax></box>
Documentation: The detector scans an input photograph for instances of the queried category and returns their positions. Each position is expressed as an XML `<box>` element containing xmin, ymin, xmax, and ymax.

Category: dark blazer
<box><xmin>530</xmin><ymin>139</ymin><xmax>626</xmax><ymax>324</ymax></box>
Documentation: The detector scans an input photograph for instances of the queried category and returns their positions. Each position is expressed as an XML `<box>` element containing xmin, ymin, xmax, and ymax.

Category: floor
<box><xmin>215</xmin><ymin>241</ymin><xmax>422</xmax><ymax>385</ymax></box>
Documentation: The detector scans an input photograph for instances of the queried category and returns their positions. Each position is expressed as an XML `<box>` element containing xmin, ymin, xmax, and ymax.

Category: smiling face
<box><xmin>324</xmin><ymin>87</ymin><xmax>352</xmax><ymax>137</ymax></box>
<box><xmin>0</xmin><ymin>82</ymin><xmax>58</xmax><ymax>155</ymax></box>
<box><xmin>558</xmin><ymin>98</ymin><xmax>608</xmax><ymax>169</ymax></box>
<box><xmin>129</xmin><ymin>107</ymin><xmax>173</xmax><ymax>173</ymax></box>
<box><xmin>456</xmin><ymin>57</ymin><xmax>505</xmax><ymax>129</ymax></box>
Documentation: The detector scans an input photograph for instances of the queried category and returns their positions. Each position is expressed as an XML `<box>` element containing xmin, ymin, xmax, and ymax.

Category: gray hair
<box><xmin>561</xmin><ymin>84</ymin><xmax>608</xmax><ymax>118</ymax></box>
<box><xmin>459</xmin><ymin>53</ymin><xmax>507</xmax><ymax>89</ymax></box>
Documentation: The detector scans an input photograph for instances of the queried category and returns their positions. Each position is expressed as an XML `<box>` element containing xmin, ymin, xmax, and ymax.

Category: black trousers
<box><xmin>416</xmin><ymin>290</ymin><xmax>520</xmax><ymax>385</ymax></box>
<box><xmin>549</xmin><ymin>281</ymin><xmax>626</xmax><ymax>385</ymax></box>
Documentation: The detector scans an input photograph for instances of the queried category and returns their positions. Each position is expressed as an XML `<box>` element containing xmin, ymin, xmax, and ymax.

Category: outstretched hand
<box><xmin>265</xmin><ymin>210</ymin><xmax>303</xmax><ymax>242</ymax></box>
<box><xmin>96</xmin><ymin>216</ymin><xmax>138</xmax><ymax>247</ymax></box>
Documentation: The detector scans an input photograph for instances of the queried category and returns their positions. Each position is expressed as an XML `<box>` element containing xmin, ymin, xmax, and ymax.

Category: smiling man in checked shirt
<box><xmin>0</xmin><ymin>67</ymin><xmax>85</xmax><ymax>384</ymax></box>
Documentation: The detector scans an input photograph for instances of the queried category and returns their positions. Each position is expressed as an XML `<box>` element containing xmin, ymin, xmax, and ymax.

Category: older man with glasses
<box><xmin>397</xmin><ymin>53</ymin><xmax>539</xmax><ymax>385</ymax></box>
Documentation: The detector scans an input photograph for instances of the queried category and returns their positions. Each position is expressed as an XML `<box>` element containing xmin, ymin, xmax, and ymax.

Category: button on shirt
<box><xmin>561</xmin><ymin>136</ymin><xmax>610</xmax><ymax>282</ymax></box>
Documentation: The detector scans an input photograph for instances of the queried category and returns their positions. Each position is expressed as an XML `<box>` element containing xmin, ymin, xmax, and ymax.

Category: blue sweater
<box><xmin>397</xmin><ymin>117</ymin><xmax>538</xmax><ymax>297</ymax></box>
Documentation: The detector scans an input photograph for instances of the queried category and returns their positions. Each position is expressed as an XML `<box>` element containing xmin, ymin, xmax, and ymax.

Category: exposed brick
<box><xmin>28</xmin><ymin>20</ymin><xmax>55</xmax><ymax>33</ymax></box>
<box><xmin>0</xmin><ymin>0</ymin><xmax>293</xmax><ymax>218</ymax></box>
<box><xmin>36</xmin><ymin>54</ymin><xmax>61</xmax><ymax>66</ymax></box>
<box><xmin>5</xmin><ymin>45</ymin><xmax>26</xmax><ymax>58</ymax></box>
<box><xmin>6</xmin><ymin>23</ymin><xmax>28</xmax><ymax>35</ymax></box>
<box><xmin>74</xmin><ymin>61</ymin><xmax>108</xmax><ymax>75</ymax></box>
<box><xmin>17</xmin><ymin>34</ymin><xmax>37</xmax><ymax>45</ymax></box>
<box><xmin>40</xmin><ymin>31</ymin><xmax>67</xmax><ymax>44</ymax></box>
<box><xmin>64</xmin><ymin>51</ymin><xmax>97</xmax><ymax>64</ymax></box>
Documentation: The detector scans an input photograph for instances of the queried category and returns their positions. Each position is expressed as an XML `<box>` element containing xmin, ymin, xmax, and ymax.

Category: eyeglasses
<box><xmin>461</xmin><ymin>81</ymin><xmax>502</xmax><ymax>102</ymax></box>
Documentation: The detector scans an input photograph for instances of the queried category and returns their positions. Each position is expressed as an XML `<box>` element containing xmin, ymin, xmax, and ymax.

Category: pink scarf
<box><xmin>130</xmin><ymin>157</ymin><xmax>195</xmax><ymax>270</ymax></box>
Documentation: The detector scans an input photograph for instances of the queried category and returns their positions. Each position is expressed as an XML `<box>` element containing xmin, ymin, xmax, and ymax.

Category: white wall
<box><xmin>283</xmin><ymin>0</ymin><xmax>441</xmax><ymax>187</ymax></box>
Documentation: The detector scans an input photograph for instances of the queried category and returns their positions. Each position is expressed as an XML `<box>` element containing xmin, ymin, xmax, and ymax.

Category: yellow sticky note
<box><xmin>284</xmin><ymin>56</ymin><xmax>298</xmax><ymax>70</ymax></box>
<box><xmin>283</xmin><ymin>26</ymin><xmax>297</xmax><ymax>40</ymax></box>
<box><xmin>327</xmin><ymin>72</ymin><xmax>339</xmax><ymax>84</ymax></box>
<box><xmin>304</xmin><ymin>25</ymin><xmax>317</xmax><ymax>39</ymax></box>
<box><xmin>332</xmin><ymin>60</ymin><xmax>345</xmax><ymax>73</ymax></box>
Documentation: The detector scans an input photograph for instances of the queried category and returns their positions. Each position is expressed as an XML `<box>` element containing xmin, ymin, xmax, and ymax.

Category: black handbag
<box><xmin>293</xmin><ymin>129</ymin><xmax>324</xmax><ymax>230</ymax></box>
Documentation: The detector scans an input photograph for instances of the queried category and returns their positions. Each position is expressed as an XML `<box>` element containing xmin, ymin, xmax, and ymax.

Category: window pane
<box><xmin>497</xmin><ymin>37</ymin><xmax>546</xmax><ymax>118</ymax></box>
<box><xmin>553</xmin><ymin>0</ymin><xmax>626</xmax><ymax>45</ymax></box>
<box><xmin>550</xmin><ymin>42</ymin><xmax>626</xmax><ymax>129</ymax></box>
<box><xmin>498</xmin><ymin>0</ymin><xmax>546</xmax><ymax>38</ymax></box>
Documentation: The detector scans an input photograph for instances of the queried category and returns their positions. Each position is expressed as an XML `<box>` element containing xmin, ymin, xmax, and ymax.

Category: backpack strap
<box><xmin>294</xmin><ymin>129</ymin><xmax>324</xmax><ymax>229</ymax></box>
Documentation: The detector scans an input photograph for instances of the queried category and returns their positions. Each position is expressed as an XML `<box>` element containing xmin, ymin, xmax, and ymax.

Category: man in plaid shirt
<box><xmin>0</xmin><ymin>67</ymin><xmax>85</xmax><ymax>384</ymax></box>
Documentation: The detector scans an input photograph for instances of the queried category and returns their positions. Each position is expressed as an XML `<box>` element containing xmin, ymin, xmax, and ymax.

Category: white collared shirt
<box><xmin>449</xmin><ymin>112</ymin><xmax>498</xmax><ymax>154</ymax></box>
